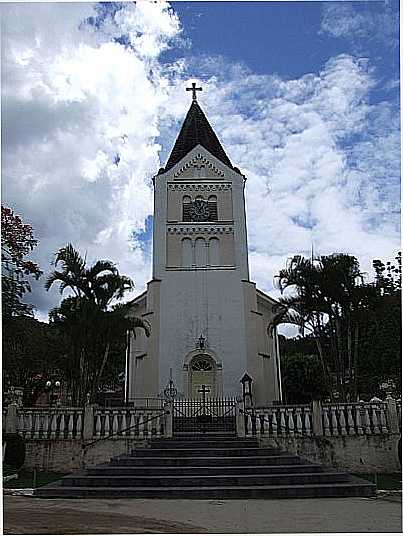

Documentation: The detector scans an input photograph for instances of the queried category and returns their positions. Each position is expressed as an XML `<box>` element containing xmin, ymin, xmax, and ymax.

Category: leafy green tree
<box><xmin>46</xmin><ymin>244</ymin><xmax>150</xmax><ymax>404</ymax></box>
<box><xmin>1</xmin><ymin>205</ymin><xmax>42</xmax><ymax>317</ymax></box>
<box><xmin>276</xmin><ymin>252</ymin><xmax>401</xmax><ymax>401</ymax></box>
<box><xmin>281</xmin><ymin>353</ymin><xmax>329</xmax><ymax>404</ymax></box>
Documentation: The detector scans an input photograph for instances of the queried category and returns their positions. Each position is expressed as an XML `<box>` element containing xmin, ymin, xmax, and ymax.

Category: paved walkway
<box><xmin>3</xmin><ymin>494</ymin><xmax>402</xmax><ymax>534</ymax></box>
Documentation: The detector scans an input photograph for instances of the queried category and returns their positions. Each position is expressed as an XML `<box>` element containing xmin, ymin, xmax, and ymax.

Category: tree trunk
<box><xmin>91</xmin><ymin>341</ymin><xmax>111</xmax><ymax>402</ymax></box>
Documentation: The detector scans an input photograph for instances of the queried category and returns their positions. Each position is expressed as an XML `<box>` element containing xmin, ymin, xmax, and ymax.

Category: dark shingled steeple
<box><xmin>164</xmin><ymin>100</ymin><xmax>233</xmax><ymax>172</ymax></box>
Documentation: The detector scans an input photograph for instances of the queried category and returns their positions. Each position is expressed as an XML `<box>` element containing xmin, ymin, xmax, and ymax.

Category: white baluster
<box><xmin>50</xmin><ymin>412</ymin><xmax>58</xmax><ymax>438</ymax></box>
<box><xmin>304</xmin><ymin>410</ymin><xmax>311</xmax><ymax>435</ymax></box>
<box><xmin>287</xmin><ymin>408</ymin><xmax>295</xmax><ymax>437</ymax></box>
<box><xmin>76</xmin><ymin>412</ymin><xmax>82</xmax><ymax>437</ymax></box>
<box><xmin>330</xmin><ymin>406</ymin><xmax>338</xmax><ymax>436</ymax></box>
<box><xmin>138</xmin><ymin>413</ymin><xmax>144</xmax><ymax>439</ymax></box>
<box><xmin>147</xmin><ymin>412</ymin><xmax>153</xmax><ymax>437</ymax></box>
<box><xmin>323</xmin><ymin>407</ymin><xmax>331</xmax><ymax>436</ymax></box>
<box><xmin>371</xmin><ymin>406</ymin><xmax>380</xmax><ymax>434</ymax></box>
<box><xmin>279</xmin><ymin>408</ymin><xmax>286</xmax><ymax>436</ymax></box>
<box><xmin>121</xmin><ymin>412</ymin><xmax>127</xmax><ymax>437</ymax></box>
<box><xmin>296</xmin><ymin>407</ymin><xmax>303</xmax><ymax>434</ymax></box>
<box><xmin>363</xmin><ymin>405</ymin><xmax>371</xmax><ymax>434</ymax></box>
<box><xmin>271</xmin><ymin>411</ymin><xmax>278</xmax><ymax>437</ymax></box>
<box><xmin>18</xmin><ymin>412</ymin><xmax>25</xmax><ymax>437</ymax></box>
<box><xmin>346</xmin><ymin>405</ymin><xmax>355</xmax><ymax>435</ymax></box>
<box><xmin>104</xmin><ymin>411</ymin><xmax>110</xmax><ymax>437</ymax></box>
<box><xmin>58</xmin><ymin>413</ymin><xmax>65</xmax><ymax>438</ymax></box>
<box><xmin>355</xmin><ymin>406</ymin><xmax>364</xmax><ymax>435</ymax></box>
<box><xmin>129</xmin><ymin>410</ymin><xmax>136</xmax><ymax>437</ymax></box>
<box><xmin>112</xmin><ymin>411</ymin><xmax>119</xmax><ymax>437</ymax></box>
<box><xmin>24</xmin><ymin>412</ymin><xmax>32</xmax><ymax>439</ymax></box>
<box><xmin>263</xmin><ymin>410</ymin><xmax>270</xmax><ymax>436</ymax></box>
<box><xmin>67</xmin><ymin>410</ymin><xmax>74</xmax><ymax>438</ymax></box>
<box><xmin>37</xmin><ymin>412</ymin><xmax>45</xmax><ymax>438</ymax></box>
<box><xmin>339</xmin><ymin>407</ymin><xmax>347</xmax><ymax>435</ymax></box>
<box><xmin>95</xmin><ymin>412</ymin><xmax>101</xmax><ymax>437</ymax></box>
<box><xmin>379</xmin><ymin>405</ymin><xmax>388</xmax><ymax>433</ymax></box>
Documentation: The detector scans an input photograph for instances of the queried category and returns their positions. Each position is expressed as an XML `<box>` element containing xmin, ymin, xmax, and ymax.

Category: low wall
<box><xmin>260</xmin><ymin>434</ymin><xmax>401</xmax><ymax>473</ymax></box>
<box><xmin>23</xmin><ymin>439</ymin><xmax>148</xmax><ymax>472</ymax></box>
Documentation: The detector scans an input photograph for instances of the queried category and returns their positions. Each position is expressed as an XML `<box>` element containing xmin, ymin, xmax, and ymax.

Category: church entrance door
<box><xmin>190</xmin><ymin>355</ymin><xmax>216</xmax><ymax>398</ymax></box>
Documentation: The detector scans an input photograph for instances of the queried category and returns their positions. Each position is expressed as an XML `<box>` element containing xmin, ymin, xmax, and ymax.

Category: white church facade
<box><xmin>127</xmin><ymin>86</ymin><xmax>283</xmax><ymax>406</ymax></box>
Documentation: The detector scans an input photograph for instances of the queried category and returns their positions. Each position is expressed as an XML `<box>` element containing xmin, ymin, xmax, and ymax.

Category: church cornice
<box><xmin>167</xmin><ymin>225</ymin><xmax>234</xmax><ymax>236</ymax></box>
<box><xmin>167</xmin><ymin>182</ymin><xmax>231</xmax><ymax>191</ymax></box>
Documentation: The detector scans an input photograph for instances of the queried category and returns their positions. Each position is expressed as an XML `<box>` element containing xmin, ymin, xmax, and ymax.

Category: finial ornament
<box><xmin>186</xmin><ymin>81</ymin><xmax>202</xmax><ymax>101</ymax></box>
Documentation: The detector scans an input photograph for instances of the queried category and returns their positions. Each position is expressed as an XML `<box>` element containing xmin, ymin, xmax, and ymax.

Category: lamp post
<box><xmin>240</xmin><ymin>373</ymin><xmax>253</xmax><ymax>409</ymax></box>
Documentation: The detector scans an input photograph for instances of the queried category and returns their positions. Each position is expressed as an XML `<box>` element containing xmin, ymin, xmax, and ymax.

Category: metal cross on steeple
<box><xmin>186</xmin><ymin>82</ymin><xmax>202</xmax><ymax>101</ymax></box>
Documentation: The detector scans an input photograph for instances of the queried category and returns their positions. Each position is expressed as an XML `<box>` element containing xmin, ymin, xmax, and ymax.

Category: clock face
<box><xmin>189</xmin><ymin>199</ymin><xmax>210</xmax><ymax>221</ymax></box>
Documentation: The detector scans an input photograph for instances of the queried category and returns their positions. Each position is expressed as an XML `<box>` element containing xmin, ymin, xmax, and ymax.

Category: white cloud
<box><xmin>2</xmin><ymin>2</ymin><xmax>182</xmax><ymax>315</ymax></box>
<box><xmin>2</xmin><ymin>3</ymin><xmax>400</xmax><ymax>322</ymax></box>
<box><xmin>320</xmin><ymin>2</ymin><xmax>399</xmax><ymax>50</ymax></box>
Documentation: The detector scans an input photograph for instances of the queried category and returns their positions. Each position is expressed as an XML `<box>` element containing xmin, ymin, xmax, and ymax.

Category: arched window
<box><xmin>182</xmin><ymin>195</ymin><xmax>191</xmax><ymax>222</ymax></box>
<box><xmin>191</xmin><ymin>356</ymin><xmax>214</xmax><ymax>371</ymax></box>
<box><xmin>181</xmin><ymin>238</ymin><xmax>193</xmax><ymax>267</ymax></box>
<box><xmin>194</xmin><ymin>237</ymin><xmax>207</xmax><ymax>267</ymax></box>
<box><xmin>209</xmin><ymin>237</ymin><xmax>220</xmax><ymax>266</ymax></box>
<box><xmin>208</xmin><ymin>195</ymin><xmax>218</xmax><ymax>220</ymax></box>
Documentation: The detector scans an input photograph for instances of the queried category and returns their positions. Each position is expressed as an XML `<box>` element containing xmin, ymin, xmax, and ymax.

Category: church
<box><xmin>127</xmin><ymin>84</ymin><xmax>283</xmax><ymax>406</ymax></box>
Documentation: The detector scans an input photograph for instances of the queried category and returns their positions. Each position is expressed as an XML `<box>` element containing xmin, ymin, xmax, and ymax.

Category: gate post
<box><xmin>236</xmin><ymin>398</ymin><xmax>245</xmax><ymax>437</ymax></box>
<box><xmin>164</xmin><ymin>401</ymin><xmax>173</xmax><ymax>438</ymax></box>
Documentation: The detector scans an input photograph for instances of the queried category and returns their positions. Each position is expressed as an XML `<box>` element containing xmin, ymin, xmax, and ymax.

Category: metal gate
<box><xmin>173</xmin><ymin>397</ymin><xmax>237</xmax><ymax>434</ymax></box>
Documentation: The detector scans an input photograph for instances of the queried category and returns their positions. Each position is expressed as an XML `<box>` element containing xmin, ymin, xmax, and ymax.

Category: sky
<box><xmin>2</xmin><ymin>1</ymin><xmax>400</xmax><ymax>327</ymax></box>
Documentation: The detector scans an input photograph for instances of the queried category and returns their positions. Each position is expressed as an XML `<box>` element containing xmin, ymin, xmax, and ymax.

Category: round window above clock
<box><xmin>189</xmin><ymin>199</ymin><xmax>210</xmax><ymax>221</ymax></box>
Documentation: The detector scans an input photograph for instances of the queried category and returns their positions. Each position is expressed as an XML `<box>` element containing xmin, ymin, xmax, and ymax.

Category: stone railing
<box><xmin>3</xmin><ymin>403</ymin><xmax>170</xmax><ymax>441</ymax></box>
<box><xmin>93</xmin><ymin>407</ymin><xmax>166</xmax><ymax>439</ymax></box>
<box><xmin>17</xmin><ymin>407</ymin><xmax>84</xmax><ymax>439</ymax></box>
<box><xmin>242</xmin><ymin>404</ymin><xmax>313</xmax><ymax>437</ymax></box>
<box><xmin>241</xmin><ymin>397</ymin><xmax>400</xmax><ymax>438</ymax></box>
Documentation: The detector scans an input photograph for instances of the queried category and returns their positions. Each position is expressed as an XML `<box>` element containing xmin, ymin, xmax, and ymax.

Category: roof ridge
<box><xmin>164</xmin><ymin>100</ymin><xmax>233</xmax><ymax>173</ymax></box>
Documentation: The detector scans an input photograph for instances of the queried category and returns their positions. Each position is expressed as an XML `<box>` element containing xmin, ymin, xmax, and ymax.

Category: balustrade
<box><xmin>244</xmin><ymin>405</ymin><xmax>312</xmax><ymax>437</ymax></box>
<box><xmin>16</xmin><ymin>408</ymin><xmax>83</xmax><ymax>439</ymax></box>
<box><xmin>321</xmin><ymin>402</ymin><xmax>390</xmax><ymax>436</ymax></box>
<box><xmin>92</xmin><ymin>407</ymin><xmax>164</xmax><ymax>439</ymax></box>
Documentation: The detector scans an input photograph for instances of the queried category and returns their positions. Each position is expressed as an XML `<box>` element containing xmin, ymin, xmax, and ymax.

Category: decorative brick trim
<box><xmin>173</xmin><ymin>154</ymin><xmax>225</xmax><ymax>178</ymax></box>
<box><xmin>167</xmin><ymin>226</ymin><xmax>234</xmax><ymax>236</ymax></box>
<box><xmin>167</xmin><ymin>183</ymin><xmax>231</xmax><ymax>192</ymax></box>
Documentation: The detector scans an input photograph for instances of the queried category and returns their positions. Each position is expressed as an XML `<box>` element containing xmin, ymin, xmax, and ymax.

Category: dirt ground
<box><xmin>3</xmin><ymin>493</ymin><xmax>402</xmax><ymax>534</ymax></box>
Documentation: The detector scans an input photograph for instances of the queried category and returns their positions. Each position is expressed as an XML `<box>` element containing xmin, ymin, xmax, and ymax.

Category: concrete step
<box><xmin>150</xmin><ymin>440</ymin><xmax>259</xmax><ymax>449</ymax></box>
<box><xmin>130</xmin><ymin>447</ymin><xmax>282</xmax><ymax>457</ymax></box>
<box><xmin>86</xmin><ymin>463</ymin><xmax>325</xmax><ymax>476</ymax></box>
<box><xmin>35</xmin><ymin>480</ymin><xmax>376</xmax><ymax>499</ymax></box>
<box><xmin>111</xmin><ymin>454</ymin><xmax>302</xmax><ymax>467</ymax></box>
<box><xmin>61</xmin><ymin>472</ymin><xmax>349</xmax><ymax>488</ymax></box>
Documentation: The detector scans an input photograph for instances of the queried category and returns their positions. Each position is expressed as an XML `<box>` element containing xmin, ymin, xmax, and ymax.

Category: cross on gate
<box><xmin>186</xmin><ymin>82</ymin><xmax>202</xmax><ymax>101</ymax></box>
<box><xmin>198</xmin><ymin>384</ymin><xmax>210</xmax><ymax>415</ymax></box>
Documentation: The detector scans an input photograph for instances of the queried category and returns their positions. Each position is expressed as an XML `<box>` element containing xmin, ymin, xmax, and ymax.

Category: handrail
<box><xmin>82</xmin><ymin>408</ymin><xmax>170</xmax><ymax>450</ymax></box>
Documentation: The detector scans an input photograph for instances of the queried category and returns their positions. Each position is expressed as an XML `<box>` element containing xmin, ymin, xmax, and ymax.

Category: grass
<box><xmin>3</xmin><ymin>470</ymin><xmax>66</xmax><ymax>489</ymax></box>
<box><xmin>354</xmin><ymin>473</ymin><xmax>402</xmax><ymax>490</ymax></box>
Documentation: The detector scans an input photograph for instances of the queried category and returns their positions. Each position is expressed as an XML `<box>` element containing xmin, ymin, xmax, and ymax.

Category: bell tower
<box><xmin>128</xmin><ymin>84</ymin><xmax>282</xmax><ymax>404</ymax></box>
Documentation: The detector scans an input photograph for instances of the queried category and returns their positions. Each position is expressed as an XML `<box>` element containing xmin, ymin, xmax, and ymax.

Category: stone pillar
<box><xmin>236</xmin><ymin>399</ymin><xmax>245</xmax><ymax>438</ymax></box>
<box><xmin>83</xmin><ymin>403</ymin><xmax>95</xmax><ymax>441</ymax></box>
<box><xmin>312</xmin><ymin>400</ymin><xmax>323</xmax><ymax>436</ymax></box>
<box><xmin>5</xmin><ymin>402</ymin><xmax>18</xmax><ymax>434</ymax></box>
<box><xmin>386</xmin><ymin>395</ymin><xmax>399</xmax><ymax>434</ymax></box>
<box><xmin>164</xmin><ymin>401</ymin><xmax>173</xmax><ymax>438</ymax></box>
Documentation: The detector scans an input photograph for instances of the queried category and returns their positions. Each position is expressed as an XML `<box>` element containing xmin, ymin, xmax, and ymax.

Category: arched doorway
<box><xmin>190</xmin><ymin>354</ymin><xmax>216</xmax><ymax>398</ymax></box>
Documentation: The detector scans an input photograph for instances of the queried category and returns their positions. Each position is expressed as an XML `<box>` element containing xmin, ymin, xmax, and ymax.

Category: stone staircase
<box><xmin>36</xmin><ymin>433</ymin><xmax>376</xmax><ymax>499</ymax></box>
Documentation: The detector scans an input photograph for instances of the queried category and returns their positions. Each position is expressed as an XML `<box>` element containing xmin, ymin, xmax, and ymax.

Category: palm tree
<box><xmin>275</xmin><ymin>253</ymin><xmax>376</xmax><ymax>400</ymax></box>
<box><xmin>46</xmin><ymin>244</ymin><xmax>150</xmax><ymax>404</ymax></box>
